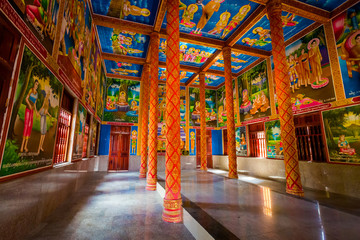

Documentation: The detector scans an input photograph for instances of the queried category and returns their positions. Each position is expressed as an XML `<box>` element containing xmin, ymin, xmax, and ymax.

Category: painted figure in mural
<box><xmin>159</xmin><ymin>98</ymin><xmax>166</xmax><ymax>121</ymax></box>
<box><xmin>121</xmin><ymin>0</ymin><xmax>150</xmax><ymax>18</ymax></box>
<box><xmin>21</xmin><ymin>80</ymin><xmax>40</xmax><ymax>153</ymax></box>
<box><xmin>131</xmin><ymin>100</ymin><xmax>138</xmax><ymax>113</ymax></box>
<box><xmin>240</xmin><ymin>132</ymin><xmax>246</xmax><ymax>149</ymax></box>
<box><xmin>240</xmin><ymin>89</ymin><xmax>251</xmax><ymax>114</ymax></box>
<box><xmin>180</xmin><ymin>4</ymin><xmax>199</xmax><ymax>28</ymax></box>
<box><xmin>299</xmin><ymin>49</ymin><xmax>311</xmax><ymax>87</ymax></box>
<box><xmin>131</xmin><ymin>130</ymin><xmax>137</xmax><ymax>153</ymax></box>
<box><xmin>208</xmin><ymin>11</ymin><xmax>231</xmax><ymax>35</ymax></box>
<box><xmin>192</xmin><ymin>0</ymin><xmax>224</xmax><ymax>35</ymax></box>
<box><xmin>159</xmin><ymin>124</ymin><xmax>167</xmax><ymax>139</ymax></box>
<box><xmin>180</xmin><ymin>45</ymin><xmax>187</xmax><ymax>61</ymax></box>
<box><xmin>26</xmin><ymin>0</ymin><xmax>55</xmax><ymax>38</ymax></box>
<box><xmin>338</xmin><ymin>135</ymin><xmax>356</xmax><ymax>155</ymax></box>
<box><xmin>288</xmin><ymin>55</ymin><xmax>299</xmax><ymax>93</ymax></box>
<box><xmin>190</xmin><ymin>131</ymin><xmax>195</xmax><ymax>151</ymax></box>
<box><xmin>37</xmin><ymin>89</ymin><xmax>53</xmax><ymax>154</ymax></box>
<box><xmin>350</xmin><ymin>34</ymin><xmax>360</xmax><ymax>67</ymax></box>
<box><xmin>281</xmin><ymin>13</ymin><xmax>298</xmax><ymax>27</ymax></box>
<box><xmin>118</xmin><ymin>91</ymin><xmax>128</xmax><ymax>106</ymax></box>
<box><xmin>242</xmin><ymin>37</ymin><xmax>269</xmax><ymax>47</ymax></box>
<box><xmin>221</xmin><ymin>4</ymin><xmax>251</xmax><ymax>39</ymax></box>
<box><xmin>308</xmin><ymin>38</ymin><xmax>323</xmax><ymax>86</ymax></box>
<box><xmin>294</xmin><ymin>54</ymin><xmax>304</xmax><ymax>88</ymax></box>
<box><xmin>77</xmin><ymin>110</ymin><xmax>85</xmax><ymax>154</ymax></box>
<box><xmin>218</xmin><ymin>105</ymin><xmax>224</xmax><ymax>123</ymax></box>
<box><xmin>259</xmin><ymin>91</ymin><xmax>270</xmax><ymax>112</ymax></box>
<box><xmin>253</xmin><ymin>27</ymin><xmax>271</xmax><ymax>41</ymax></box>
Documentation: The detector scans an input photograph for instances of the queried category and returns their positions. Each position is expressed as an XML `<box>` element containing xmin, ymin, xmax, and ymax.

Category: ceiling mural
<box><xmin>159</xmin><ymin>68</ymin><xmax>194</xmax><ymax>83</ymax></box>
<box><xmin>209</xmin><ymin>52</ymin><xmax>259</xmax><ymax>73</ymax></box>
<box><xmin>104</xmin><ymin>60</ymin><xmax>143</xmax><ymax>78</ymax></box>
<box><xmin>193</xmin><ymin>74</ymin><xmax>225</xmax><ymax>87</ymax></box>
<box><xmin>91</xmin><ymin>0</ymin><xmax>160</xmax><ymax>25</ymax></box>
<box><xmin>295</xmin><ymin>0</ymin><xmax>348</xmax><ymax>11</ymax></box>
<box><xmin>159</xmin><ymin>38</ymin><xmax>217</xmax><ymax>67</ymax></box>
<box><xmin>97</xmin><ymin>26</ymin><xmax>150</xmax><ymax>58</ymax></box>
<box><xmin>237</xmin><ymin>13</ymin><xmax>314</xmax><ymax>51</ymax></box>
<box><xmin>161</xmin><ymin>0</ymin><xmax>259</xmax><ymax>40</ymax></box>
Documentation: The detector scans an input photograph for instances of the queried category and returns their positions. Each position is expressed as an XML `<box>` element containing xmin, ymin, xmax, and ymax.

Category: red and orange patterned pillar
<box><xmin>139</xmin><ymin>64</ymin><xmax>150</xmax><ymax>178</ymax></box>
<box><xmin>146</xmin><ymin>32</ymin><xmax>160</xmax><ymax>190</ymax></box>
<box><xmin>223</xmin><ymin>47</ymin><xmax>238</xmax><ymax>179</ymax></box>
<box><xmin>267</xmin><ymin>0</ymin><xmax>304</xmax><ymax>196</ymax></box>
<box><xmin>199</xmin><ymin>72</ymin><xmax>207</xmax><ymax>171</ymax></box>
<box><xmin>162</xmin><ymin>0</ymin><xmax>182</xmax><ymax>223</ymax></box>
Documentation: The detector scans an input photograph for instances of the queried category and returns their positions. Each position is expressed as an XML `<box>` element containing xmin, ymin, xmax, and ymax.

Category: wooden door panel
<box><xmin>109</xmin><ymin>126</ymin><xmax>130</xmax><ymax>171</ymax></box>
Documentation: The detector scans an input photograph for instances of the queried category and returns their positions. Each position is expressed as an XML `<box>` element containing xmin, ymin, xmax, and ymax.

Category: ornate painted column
<box><xmin>162</xmin><ymin>0</ymin><xmax>182</xmax><ymax>223</ymax></box>
<box><xmin>146</xmin><ymin>33</ymin><xmax>160</xmax><ymax>190</ymax></box>
<box><xmin>223</xmin><ymin>47</ymin><xmax>238</xmax><ymax>179</ymax></box>
<box><xmin>199</xmin><ymin>72</ymin><xmax>207</xmax><ymax>170</ymax></box>
<box><xmin>267</xmin><ymin>0</ymin><xmax>304</xmax><ymax>196</ymax></box>
<box><xmin>139</xmin><ymin>64</ymin><xmax>150</xmax><ymax>178</ymax></box>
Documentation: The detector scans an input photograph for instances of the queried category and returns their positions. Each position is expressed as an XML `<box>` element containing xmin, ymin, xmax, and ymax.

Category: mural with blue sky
<box><xmin>161</xmin><ymin>0</ymin><xmax>259</xmax><ymax>40</ymax></box>
<box><xmin>104</xmin><ymin>60</ymin><xmax>143</xmax><ymax>78</ymax></box>
<box><xmin>296</xmin><ymin>0</ymin><xmax>347</xmax><ymax>11</ymax></box>
<box><xmin>158</xmin><ymin>68</ymin><xmax>194</xmax><ymax>83</ymax></box>
<box><xmin>209</xmin><ymin>52</ymin><xmax>259</xmax><ymax>73</ymax></box>
<box><xmin>159</xmin><ymin>38</ymin><xmax>217</xmax><ymax>67</ymax></box>
<box><xmin>237</xmin><ymin>13</ymin><xmax>314</xmax><ymax>51</ymax></box>
<box><xmin>91</xmin><ymin>0</ymin><xmax>159</xmax><ymax>25</ymax></box>
<box><xmin>97</xmin><ymin>26</ymin><xmax>149</xmax><ymax>58</ymax></box>
<box><xmin>193</xmin><ymin>74</ymin><xmax>225</xmax><ymax>87</ymax></box>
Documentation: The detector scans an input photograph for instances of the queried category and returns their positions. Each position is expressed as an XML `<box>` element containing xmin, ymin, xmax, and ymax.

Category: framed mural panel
<box><xmin>332</xmin><ymin>2</ymin><xmax>360</xmax><ymax>99</ymax></box>
<box><xmin>284</xmin><ymin>26</ymin><xmax>336</xmax><ymax>111</ymax></box>
<box><xmin>189</xmin><ymin>88</ymin><xmax>217</xmax><ymax>127</ymax></box>
<box><xmin>189</xmin><ymin>129</ymin><xmax>196</xmax><ymax>156</ymax></box>
<box><xmin>265</xmin><ymin>120</ymin><xmax>283</xmax><ymax>159</ymax></box>
<box><xmin>72</xmin><ymin>103</ymin><xmax>87</xmax><ymax>160</ymax></box>
<box><xmin>238</xmin><ymin>60</ymin><xmax>271</xmax><ymax>122</ymax></box>
<box><xmin>9</xmin><ymin>0</ymin><xmax>60</xmax><ymax>54</ymax></box>
<box><xmin>322</xmin><ymin>104</ymin><xmax>360</xmax><ymax>164</ymax></box>
<box><xmin>0</xmin><ymin>45</ymin><xmax>63</xmax><ymax>177</ymax></box>
<box><xmin>180</xmin><ymin>86</ymin><xmax>186</xmax><ymax>126</ymax></box>
<box><xmin>216</xmin><ymin>85</ymin><xmax>226</xmax><ymax>127</ymax></box>
<box><xmin>104</xmin><ymin>78</ymin><xmax>140</xmax><ymax>123</ymax></box>
<box><xmin>236</xmin><ymin>126</ymin><xmax>247</xmax><ymax>156</ymax></box>
<box><xmin>130</xmin><ymin>126</ymin><xmax>138</xmax><ymax>155</ymax></box>
<box><xmin>96</xmin><ymin>66</ymin><xmax>106</xmax><ymax>120</ymax></box>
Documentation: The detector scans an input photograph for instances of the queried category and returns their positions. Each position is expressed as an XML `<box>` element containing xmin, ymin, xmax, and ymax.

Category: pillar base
<box><xmin>228</xmin><ymin>172</ymin><xmax>238</xmax><ymax>179</ymax></box>
<box><xmin>146</xmin><ymin>177</ymin><xmax>157</xmax><ymax>191</ymax></box>
<box><xmin>200</xmin><ymin>166</ymin><xmax>207</xmax><ymax>171</ymax></box>
<box><xmin>286</xmin><ymin>187</ymin><xmax>304</xmax><ymax>197</ymax></box>
<box><xmin>139</xmin><ymin>170</ymin><xmax>147</xmax><ymax>178</ymax></box>
<box><xmin>162</xmin><ymin>199</ymin><xmax>183</xmax><ymax>223</ymax></box>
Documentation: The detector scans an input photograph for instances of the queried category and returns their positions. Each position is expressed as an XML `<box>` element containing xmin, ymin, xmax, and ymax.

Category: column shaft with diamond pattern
<box><xmin>199</xmin><ymin>72</ymin><xmax>207</xmax><ymax>171</ymax></box>
<box><xmin>146</xmin><ymin>33</ymin><xmax>160</xmax><ymax>190</ymax></box>
<box><xmin>267</xmin><ymin>0</ymin><xmax>304</xmax><ymax>196</ymax></box>
<box><xmin>139</xmin><ymin>64</ymin><xmax>150</xmax><ymax>178</ymax></box>
<box><xmin>162</xmin><ymin>0</ymin><xmax>182</xmax><ymax>223</ymax></box>
<box><xmin>223</xmin><ymin>47</ymin><xmax>238</xmax><ymax>179</ymax></box>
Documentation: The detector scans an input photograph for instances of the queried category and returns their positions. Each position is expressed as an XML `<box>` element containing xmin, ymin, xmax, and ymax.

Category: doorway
<box><xmin>248</xmin><ymin>123</ymin><xmax>266</xmax><ymax>158</ymax></box>
<box><xmin>196</xmin><ymin>129</ymin><xmax>213</xmax><ymax>168</ymax></box>
<box><xmin>108</xmin><ymin>126</ymin><xmax>130</xmax><ymax>171</ymax></box>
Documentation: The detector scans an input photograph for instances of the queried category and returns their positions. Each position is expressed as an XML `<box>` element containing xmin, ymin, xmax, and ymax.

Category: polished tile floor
<box><xmin>28</xmin><ymin>170</ymin><xmax>360</xmax><ymax>240</ymax></box>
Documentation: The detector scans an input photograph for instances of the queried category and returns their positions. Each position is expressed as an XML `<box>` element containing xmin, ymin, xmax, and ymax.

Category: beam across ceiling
<box><xmin>281</xmin><ymin>0</ymin><xmax>330</xmax><ymax>23</ymax></box>
<box><xmin>284</xmin><ymin>22</ymin><xmax>322</xmax><ymax>46</ymax></box>
<box><xmin>232</xmin><ymin>44</ymin><xmax>271</xmax><ymax>58</ymax></box>
<box><xmin>153</xmin><ymin>0</ymin><xmax>167</xmax><ymax>32</ymax></box>
<box><xmin>102</xmin><ymin>52</ymin><xmax>146</xmax><ymax>65</ymax></box>
<box><xmin>330</xmin><ymin>0</ymin><xmax>359</xmax><ymax>19</ymax></box>
<box><xmin>106</xmin><ymin>73</ymin><xmax>142</xmax><ymax>82</ymax></box>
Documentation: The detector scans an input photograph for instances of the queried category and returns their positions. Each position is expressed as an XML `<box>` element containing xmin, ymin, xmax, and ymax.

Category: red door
<box><xmin>108</xmin><ymin>126</ymin><xmax>130</xmax><ymax>171</ymax></box>
<box><xmin>196</xmin><ymin>129</ymin><xmax>213</xmax><ymax>168</ymax></box>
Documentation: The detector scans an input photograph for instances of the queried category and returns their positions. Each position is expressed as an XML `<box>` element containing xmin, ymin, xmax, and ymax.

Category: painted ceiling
<box><xmin>91</xmin><ymin>0</ymin><xmax>160</xmax><ymax>25</ymax></box>
<box><xmin>105</xmin><ymin>60</ymin><xmax>143</xmax><ymax>78</ymax></box>
<box><xmin>209</xmin><ymin>52</ymin><xmax>259</xmax><ymax>73</ymax></box>
<box><xmin>296</xmin><ymin>0</ymin><xmax>348</xmax><ymax>11</ymax></box>
<box><xmin>97</xmin><ymin>26</ymin><xmax>150</xmax><ymax>58</ymax></box>
<box><xmin>161</xmin><ymin>0</ymin><xmax>259</xmax><ymax>40</ymax></box>
<box><xmin>159</xmin><ymin>38</ymin><xmax>217</xmax><ymax>67</ymax></box>
<box><xmin>237</xmin><ymin>12</ymin><xmax>314</xmax><ymax>51</ymax></box>
<box><xmin>158</xmin><ymin>68</ymin><xmax>194</xmax><ymax>83</ymax></box>
<box><xmin>193</xmin><ymin>74</ymin><xmax>225</xmax><ymax>87</ymax></box>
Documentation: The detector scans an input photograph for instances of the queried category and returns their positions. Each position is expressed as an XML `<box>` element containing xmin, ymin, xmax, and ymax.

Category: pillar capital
<box><xmin>199</xmin><ymin>72</ymin><xmax>206</xmax><ymax>78</ymax></box>
<box><xmin>223</xmin><ymin>46</ymin><xmax>232</xmax><ymax>57</ymax></box>
<box><xmin>150</xmin><ymin>31</ymin><xmax>160</xmax><ymax>39</ymax></box>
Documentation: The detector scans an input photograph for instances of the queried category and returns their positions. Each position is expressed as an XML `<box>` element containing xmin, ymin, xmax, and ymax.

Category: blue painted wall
<box><xmin>212</xmin><ymin>130</ymin><xmax>223</xmax><ymax>155</ymax></box>
<box><xmin>98</xmin><ymin>125</ymin><xmax>111</xmax><ymax>155</ymax></box>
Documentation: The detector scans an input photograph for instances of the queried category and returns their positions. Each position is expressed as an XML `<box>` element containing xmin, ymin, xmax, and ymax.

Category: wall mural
<box><xmin>159</xmin><ymin>39</ymin><xmax>217</xmax><ymax>67</ymax></box>
<box><xmin>158</xmin><ymin>68</ymin><xmax>193</xmax><ymax>83</ymax></box>
<box><xmin>130</xmin><ymin>126</ymin><xmax>138</xmax><ymax>155</ymax></box>
<box><xmin>189</xmin><ymin>88</ymin><xmax>217</xmax><ymax>127</ymax></box>
<box><xmin>332</xmin><ymin>2</ymin><xmax>360</xmax><ymax>98</ymax></box>
<box><xmin>97</xmin><ymin>26</ymin><xmax>149</xmax><ymax>58</ymax></box>
<box><xmin>91</xmin><ymin>0</ymin><xmax>159</xmax><ymax>26</ymax></box>
<box><xmin>322</xmin><ymin>104</ymin><xmax>360</xmax><ymax>164</ymax></box>
<box><xmin>72</xmin><ymin>103</ymin><xmax>87</xmax><ymax>160</ymax></box>
<box><xmin>238</xmin><ymin>60</ymin><xmax>271</xmax><ymax>122</ymax></box>
<box><xmin>284</xmin><ymin>26</ymin><xmax>336</xmax><ymax>112</ymax></box>
<box><xmin>162</xmin><ymin>0</ymin><xmax>258</xmax><ymax>40</ymax></box>
<box><xmin>10</xmin><ymin>0</ymin><xmax>59</xmax><ymax>54</ymax></box>
<box><xmin>237</xmin><ymin>13</ymin><xmax>314</xmax><ymax>51</ymax></box>
<box><xmin>104</xmin><ymin>78</ymin><xmax>140</xmax><ymax>123</ymax></box>
<box><xmin>193</xmin><ymin>74</ymin><xmax>225</xmax><ymax>87</ymax></box>
<box><xmin>105</xmin><ymin>60</ymin><xmax>143</xmax><ymax>77</ymax></box>
<box><xmin>89</xmin><ymin>121</ymin><xmax>98</xmax><ymax>156</ymax></box>
<box><xmin>96</xmin><ymin>66</ymin><xmax>106</xmax><ymax>120</ymax></box>
<box><xmin>1</xmin><ymin>46</ymin><xmax>63</xmax><ymax>177</ymax></box>
<box><xmin>58</xmin><ymin>0</ymin><xmax>92</xmax><ymax>89</ymax></box>
<box><xmin>265</xmin><ymin>120</ymin><xmax>283</xmax><ymax>159</ymax></box>
<box><xmin>189</xmin><ymin>129</ymin><xmax>196</xmax><ymax>156</ymax></box>
<box><xmin>236</xmin><ymin>126</ymin><xmax>247</xmax><ymax>156</ymax></box>
<box><xmin>209</xmin><ymin>52</ymin><xmax>259</xmax><ymax>74</ymax></box>
<box><xmin>180</xmin><ymin>86</ymin><xmax>186</xmax><ymax>126</ymax></box>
